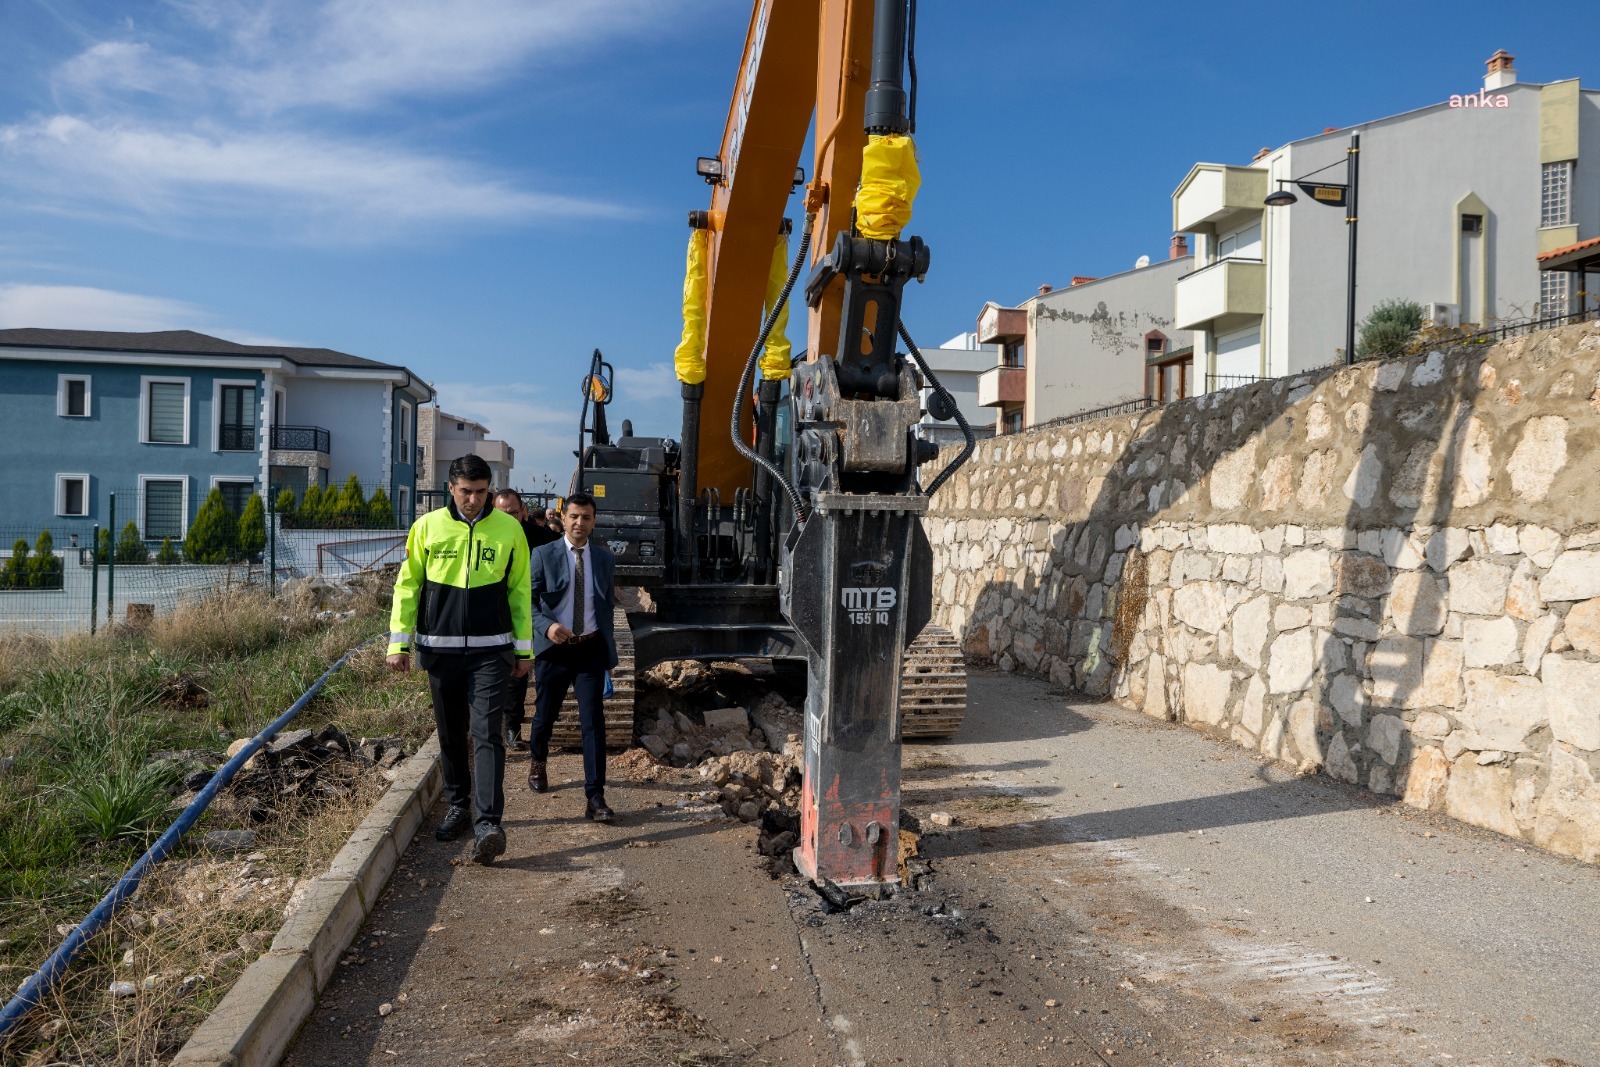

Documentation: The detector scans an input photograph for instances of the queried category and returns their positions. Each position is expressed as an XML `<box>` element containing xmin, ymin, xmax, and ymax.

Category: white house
<box><xmin>1173</xmin><ymin>51</ymin><xmax>1600</xmax><ymax>388</ymax></box>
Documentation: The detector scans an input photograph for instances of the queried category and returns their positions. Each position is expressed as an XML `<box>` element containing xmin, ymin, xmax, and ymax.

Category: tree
<box><xmin>1357</xmin><ymin>299</ymin><xmax>1425</xmax><ymax>360</ymax></box>
<box><xmin>2</xmin><ymin>538</ymin><xmax>30</xmax><ymax>590</ymax></box>
<box><xmin>367</xmin><ymin>486</ymin><xmax>395</xmax><ymax>529</ymax></box>
<box><xmin>237</xmin><ymin>493</ymin><xmax>267</xmax><ymax>560</ymax></box>
<box><xmin>156</xmin><ymin>538</ymin><xmax>180</xmax><ymax>565</ymax></box>
<box><xmin>184</xmin><ymin>488</ymin><xmax>239</xmax><ymax>564</ymax></box>
<box><xmin>115</xmin><ymin>522</ymin><xmax>149</xmax><ymax>565</ymax></box>
<box><xmin>299</xmin><ymin>484</ymin><xmax>325</xmax><ymax>528</ymax></box>
<box><xmin>274</xmin><ymin>488</ymin><xmax>297</xmax><ymax>527</ymax></box>
<box><xmin>334</xmin><ymin>474</ymin><xmax>366</xmax><ymax>528</ymax></box>
<box><xmin>30</xmin><ymin>529</ymin><xmax>62</xmax><ymax>589</ymax></box>
<box><xmin>95</xmin><ymin>526</ymin><xmax>112</xmax><ymax>564</ymax></box>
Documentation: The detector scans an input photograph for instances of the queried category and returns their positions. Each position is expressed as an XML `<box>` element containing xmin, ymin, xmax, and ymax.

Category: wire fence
<box><xmin>0</xmin><ymin>477</ymin><xmax>441</xmax><ymax>638</ymax></box>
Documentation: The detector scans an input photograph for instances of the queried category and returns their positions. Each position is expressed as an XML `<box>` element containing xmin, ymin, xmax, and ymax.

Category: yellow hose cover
<box><xmin>759</xmin><ymin>234</ymin><xmax>793</xmax><ymax>380</ymax></box>
<box><xmin>673</xmin><ymin>228</ymin><xmax>710</xmax><ymax>385</ymax></box>
<box><xmin>853</xmin><ymin>134</ymin><xmax>920</xmax><ymax>241</ymax></box>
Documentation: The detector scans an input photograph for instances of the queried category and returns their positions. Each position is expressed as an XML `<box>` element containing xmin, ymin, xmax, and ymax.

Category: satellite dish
<box><xmin>1135</xmin><ymin>255</ymin><xmax>1151</xmax><ymax>269</ymax></box>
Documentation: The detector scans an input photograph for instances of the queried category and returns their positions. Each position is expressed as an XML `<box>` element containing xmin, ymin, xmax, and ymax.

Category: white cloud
<box><xmin>7</xmin><ymin>0</ymin><xmax>690</xmax><ymax>242</ymax></box>
<box><xmin>0</xmin><ymin>283</ymin><xmax>299</xmax><ymax>344</ymax></box>
<box><xmin>613</xmin><ymin>361</ymin><xmax>681</xmax><ymax>410</ymax></box>
<box><xmin>0</xmin><ymin>115</ymin><xmax>625</xmax><ymax>240</ymax></box>
<box><xmin>0</xmin><ymin>284</ymin><xmax>209</xmax><ymax>331</ymax></box>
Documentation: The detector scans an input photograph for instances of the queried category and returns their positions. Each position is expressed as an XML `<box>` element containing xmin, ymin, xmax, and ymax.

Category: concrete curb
<box><xmin>171</xmin><ymin>737</ymin><xmax>442</xmax><ymax>1067</ymax></box>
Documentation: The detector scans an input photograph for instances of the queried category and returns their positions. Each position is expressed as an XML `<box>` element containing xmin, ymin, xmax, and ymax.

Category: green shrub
<box><xmin>367</xmin><ymin>487</ymin><xmax>395</xmax><ymax>528</ymax></box>
<box><xmin>61</xmin><ymin>757</ymin><xmax>178</xmax><ymax>844</ymax></box>
<box><xmin>156</xmin><ymin>537</ymin><xmax>180</xmax><ymax>565</ymax></box>
<box><xmin>29</xmin><ymin>529</ymin><xmax>62</xmax><ymax>590</ymax></box>
<box><xmin>299</xmin><ymin>484</ymin><xmax>325</xmax><ymax>528</ymax></box>
<box><xmin>334</xmin><ymin>475</ymin><xmax>366</xmax><ymax>528</ymax></box>
<box><xmin>115</xmin><ymin>521</ymin><xmax>149</xmax><ymax>565</ymax></box>
<box><xmin>1357</xmin><ymin>299</ymin><xmax>1425</xmax><ymax>359</ymax></box>
<box><xmin>274</xmin><ymin>488</ymin><xmax>297</xmax><ymax>525</ymax></box>
<box><xmin>238</xmin><ymin>493</ymin><xmax>267</xmax><ymax>559</ymax></box>
<box><xmin>1</xmin><ymin>538</ymin><xmax>30</xmax><ymax>590</ymax></box>
<box><xmin>95</xmin><ymin>526</ymin><xmax>112</xmax><ymax>564</ymax></box>
<box><xmin>184</xmin><ymin>488</ymin><xmax>238</xmax><ymax>564</ymax></box>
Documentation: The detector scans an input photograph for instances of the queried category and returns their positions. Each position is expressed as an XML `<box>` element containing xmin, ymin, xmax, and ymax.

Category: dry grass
<box><xmin>16</xmin><ymin>763</ymin><xmax>390</xmax><ymax>1066</ymax></box>
<box><xmin>145</xmin><ymin>589</ymin><xmax>308</xmax><ymax>660</ymax></box>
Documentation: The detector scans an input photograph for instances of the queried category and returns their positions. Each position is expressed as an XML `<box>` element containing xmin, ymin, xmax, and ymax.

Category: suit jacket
<box><xmin>529</xmin><ymin>537</ymin><xmax>618</xmax><ymax>668</ymax></box>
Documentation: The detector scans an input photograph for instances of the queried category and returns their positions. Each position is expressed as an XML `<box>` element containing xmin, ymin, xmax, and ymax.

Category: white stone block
<box><xmin>1282</xmin><ymin>549</ymin><xmax>1334</xmax><ymax>599</ymax></box>
<box><xmin>1463</xmin><ymin>616</ymin><xmax>1519</xmax><ymax>668</ymax></box>
<box><xmin>1543</xmin><ymin>656</ymin><xmax>1600</xmax><ymax>750</ymax></box>
<box><xmin>1449</xmin><ymin>560</ymin><xmax>1511</xmax><ymax>617</ymax></box>
<box><xmin>1541</xmin><ymin>551</ymin><xmax>1600</xmax><ymax>602</ymax></box>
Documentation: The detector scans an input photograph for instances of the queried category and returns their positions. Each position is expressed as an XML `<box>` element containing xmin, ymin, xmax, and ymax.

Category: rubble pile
<box><xmin>163</xmin><ymin>724</ymin><xmax>409</xmax><ymax>825</ymax></box>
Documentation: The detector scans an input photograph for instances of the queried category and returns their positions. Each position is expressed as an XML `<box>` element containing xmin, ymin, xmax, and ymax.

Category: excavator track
<box><xmin>529</xmin><ymin>607</ymin><xmax>637</xmax><ymax>749</ymax></box>
<box><xmin>899</xmin><ymin>624</ymin><xmax>968</xmax><ymax>739</ymax></box>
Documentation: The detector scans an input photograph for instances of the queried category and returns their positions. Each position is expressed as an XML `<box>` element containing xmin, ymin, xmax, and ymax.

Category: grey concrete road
<box><xmin>915</xmin><ymin>669</ymin><xmax>1600</xmax><ymax>1067</ymax></box>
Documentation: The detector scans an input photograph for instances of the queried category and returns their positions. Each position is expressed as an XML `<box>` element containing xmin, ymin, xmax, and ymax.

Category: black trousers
<box><xmin>426</xmin><ymin>650</ymin><xmax>512</xmax><ymax>827</ymax></box>
<box><xmin>529</xmin><ymin>641</ymin><xmax>607</xmax><ymax>801</ymax></box>
<box><xmin>504</xmin><ymin>672</ymin><xmax>530</xmax><ymax>737</ymax></box>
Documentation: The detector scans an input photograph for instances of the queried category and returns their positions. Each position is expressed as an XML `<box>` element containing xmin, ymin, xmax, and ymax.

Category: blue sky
<box><xmin>1</xmin><ymin>1</ymin><xmax>1592</xmax><ymax>486</ymax></box>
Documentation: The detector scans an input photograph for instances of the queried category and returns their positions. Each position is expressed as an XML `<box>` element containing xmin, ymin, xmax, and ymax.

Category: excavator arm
<box><xmin>668</xmin><ymin>0</ymin><xmax>972</xmax><ymax>891</ymax></box>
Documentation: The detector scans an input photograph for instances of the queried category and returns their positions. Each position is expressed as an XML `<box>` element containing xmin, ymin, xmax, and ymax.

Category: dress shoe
<box><xmin>471</xmin><ymin>823</ymin><xmax>506</xmax><ymax>865</ymax></box>
<box><xmin>504</xmin><ymin>727</ymin><xmax>528</xmax><ymax>752</ymax></box>
<box><xmin>434</xmin><ymin>805</ymin><xmax>470</xmax><ymax>841</ymax></box>
<box><xmin>527</xmin><ymin>761</ymin><xmax>548</xmax><ymax>793</ymax></box>
<box><xmin>584</xmin><ymin>797</ymin><xmax>615</xmax><ymax>823</ymax></box>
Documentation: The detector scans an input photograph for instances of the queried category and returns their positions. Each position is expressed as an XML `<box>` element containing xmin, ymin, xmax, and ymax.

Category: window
<box><xmin>397</xmin><ymin>399</ymin><xmax>413</xmax><ymax>463</ymax></box>
<box><xmin>273</xmin><ymin>388</ymin><xmax>286</xmax><ymax>424</ymax></box>
<box><xmin>1216</xmin><ymin>221</ymin><xmax>1262</xmax><ymax>261</ymax></box>
<box><xmin>215</xmin><ymin>481</ymin><xmax>255</xmax><ymax>516</ymax></box>
<box><xmin>1002</xmin><ymin>409</ymin><xmax>1024</xmax><ymax>434</ymax></box>
<box><xmin>397</xmin><ymin>486</ymin><xmax>411</xmax><ymax>525</ymax></box>
<box><xmin>141</xmin><ymin>377</ymin><xmax>190</xmax><ymax>444</ymax></box>
<box><xmin>1002</xmin><ymin>340</ymin><xmax>1026</xmax><ymax>368</ymax></box>
<box><xmin>57</xmin><ymin>375</ymin><xmax>91</xmax><ymax>417</ymax></box>
<box><xmin>141</xmin><ymin>478</ymin><xmax>187</xmax><ymax>539</ymax></box>
<box><xmin>1460</xmin><ymin>214</ymin><xmax>1483</xmax><ymax>234</ymax></box>
<box><xmin>217</xmin><ymin>383</ymin><xmax>257</xmax><ymax>451</ymax></box>
<box><xmin>1541</xmin><ymin>161</ymin><xmax>1573</xmax><ymax>228</ymax></box>
<box><xmin>1541</xmin><ymin>271</ymin><xmax>1573</xmax><ymax>316</ymax></box>
<box><xmin>56</xmin><ymin>475</ymin><xmax>89</xmax><ymax>516</ymax></box>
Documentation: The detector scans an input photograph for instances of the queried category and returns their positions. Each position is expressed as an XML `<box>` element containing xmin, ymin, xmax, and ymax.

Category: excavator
<box><xmin>561</xmin><ymin>0</ymin><xmax>974</xmax><ymax>892</ymax></box>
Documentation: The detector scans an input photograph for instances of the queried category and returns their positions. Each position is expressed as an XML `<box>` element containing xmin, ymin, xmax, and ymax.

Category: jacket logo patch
<box><xmin>480</xmin><ymin>546</ymin><xmax>497</xmax><ymax>564</ymax></box>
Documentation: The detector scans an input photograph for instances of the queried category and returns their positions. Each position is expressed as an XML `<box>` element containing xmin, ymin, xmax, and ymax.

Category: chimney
<box><xmin>1485</xmin><ymin>49</ymin><xmax>1517</xmax><ymax>91</ymax></box>
<box><xmin>1038</xmin><ymin>283</ymin><xmax>1053</xmax><ymax>295</ymax></box>
<box><xmin>1251</xmin><ymin>146</ymin><xmax>1273</xmax><ymax>162</ymax></box>
<box><xmin>1169</xmin><ymin>234</ymin><xmax>1189</xmax><ymax>260</ymax></box>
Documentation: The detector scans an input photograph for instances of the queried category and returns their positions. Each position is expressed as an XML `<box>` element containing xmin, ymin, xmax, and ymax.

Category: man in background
<box><xmin>493</xmin><ymin>489</ymin><xmax>557</xmax><ymax>752</ymax></box>
<box><xmin>527</xmin><ymin>493</ymin><xmax>618</xmax><ymax>821</ymax></box>
<box><xmin>388</xmin><ymin>455</ymin><xmax>532</xmax><ymax>864</ymax></box>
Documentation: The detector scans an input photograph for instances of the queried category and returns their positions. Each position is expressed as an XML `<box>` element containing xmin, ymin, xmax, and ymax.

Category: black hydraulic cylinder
<box><xmin>676</xmin><ymin>382</ymin><xmax>704</xmax><ymax>579</ymax></box>
<box><xmin>863</xmin><ymin>0</ymin><xmax>909</xmax><ymax>134</ymax></box>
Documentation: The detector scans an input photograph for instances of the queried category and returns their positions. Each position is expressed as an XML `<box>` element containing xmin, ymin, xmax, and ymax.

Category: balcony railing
<box><xmin>1206</xmin><ymin>374</ymin><xmax>1264</xmax><ymax>392</ymax></box>
<box><xmin>270</xmin><ymin>425</ymin><xmax>331</xmax><ymax>453</ymax></box>
<box><xmin>219</xmin><ymin>424</ymin><xmax>256</xmax><ymax>451</ymax></box>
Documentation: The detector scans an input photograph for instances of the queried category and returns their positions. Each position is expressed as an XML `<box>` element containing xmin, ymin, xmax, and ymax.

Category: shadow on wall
<box><xmin>928</xmin><ymin>321</ymin><xmax>1600</xmax><ymax>863</ymax></box>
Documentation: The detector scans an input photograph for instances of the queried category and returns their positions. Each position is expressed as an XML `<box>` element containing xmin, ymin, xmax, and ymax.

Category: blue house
<box><xmin>0</xmin><ymin>329</ymin><xmax>434</xmax><ymax>545</ymax></box>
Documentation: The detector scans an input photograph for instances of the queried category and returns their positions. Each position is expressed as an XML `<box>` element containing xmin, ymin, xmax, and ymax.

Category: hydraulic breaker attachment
<box><xmin>783</xmin><ymin>492</ymin><xmax>932</xmax><ymax>888</ymax></box>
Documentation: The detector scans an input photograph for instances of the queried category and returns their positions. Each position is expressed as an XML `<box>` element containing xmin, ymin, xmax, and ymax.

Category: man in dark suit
<box><xmin>493</xmin><ymin>489</ymin><xmax>559</xmax><ymax>753</ymax></box>
<box><xmin>527</xmin><ymin>492</ymin><xmax>618</xmax><ymax>821</ymax></box>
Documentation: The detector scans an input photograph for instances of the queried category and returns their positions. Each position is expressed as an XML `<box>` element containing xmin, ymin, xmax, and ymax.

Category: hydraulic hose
<box><xmin>732</xmin><ymin>213</ymin><xmax>814</xmax><ymax>527</ymax></box>
<box><xmin>899</xmin><ymin>320</ymin><xmax>975</xmax><ymax>497</ymax></box>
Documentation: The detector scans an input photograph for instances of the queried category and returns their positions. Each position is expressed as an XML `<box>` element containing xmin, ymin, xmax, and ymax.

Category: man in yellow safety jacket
<box><xmin>387</xmin><ymin>454</ymin><xmax>533</xmax><ymax>864</ymax></box>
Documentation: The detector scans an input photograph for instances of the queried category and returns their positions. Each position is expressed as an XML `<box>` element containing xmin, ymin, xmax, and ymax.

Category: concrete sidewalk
<box><xmin>930</xmin><ymin>669</ymin><xmax>1600</xmax><ymax>1066</ymax></box>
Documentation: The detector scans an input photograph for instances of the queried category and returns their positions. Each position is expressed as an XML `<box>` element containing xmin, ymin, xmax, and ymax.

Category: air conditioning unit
<box><xmin>1424</xmin><ymin>302</ymin><xmax>1459</xmax><ymax>328</ymax></box>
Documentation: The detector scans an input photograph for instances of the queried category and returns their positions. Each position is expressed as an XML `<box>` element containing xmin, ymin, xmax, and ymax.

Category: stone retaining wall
<box><xmin>925</xmin><ymin>321</ymin><xmax>1600</xmax><ymax>862</ymax></box>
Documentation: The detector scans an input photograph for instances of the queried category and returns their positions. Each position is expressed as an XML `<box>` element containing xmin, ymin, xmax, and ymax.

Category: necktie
<box><xmin>572</xmin><ymin>546</ymin><xmax>586</xmax><ymax>636</ymax></box>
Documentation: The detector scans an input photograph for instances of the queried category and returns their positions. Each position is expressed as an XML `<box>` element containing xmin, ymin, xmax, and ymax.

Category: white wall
<box><xmin>280</xmin><ymin>378</ymin><xmax>387</xmax><ymax>485</ymax></box>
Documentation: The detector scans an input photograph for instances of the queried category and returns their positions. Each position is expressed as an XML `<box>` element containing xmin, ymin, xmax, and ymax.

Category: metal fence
<box><xmin>1031</xmin><ymin>396</ymin><xmax>1159</xmax><ymax>432</ymax></box>
<box><xmin>0</xmin><ymin>478</ymin><xmax>426</xmax><ymax>637</ymax></box>
<box><xmin>1356</xmin><ymin>304</ymin><xmax>1600</xmax><ymax>363</ymax></box>
<box><xmin>1205</xmin><ymin>374</ymin><xmax>1264</xmax><ymax>391</ymax></box>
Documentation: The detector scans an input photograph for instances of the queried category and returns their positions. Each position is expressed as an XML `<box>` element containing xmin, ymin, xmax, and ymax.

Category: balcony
<box><xmin>1172</xmin><ymin>164</ymin><xmax>1269</xmax><ymax>236</ymax></box>
<box><xmin>271</xmin><ymin>425</ymin><xmax>331</xmax><ymax>453</ymax></box>
<box><xmin>976</xmin><ymin>304</ymin><xmax>1027</xmax><ymax>344</ymax></box>
<box><xmin>977</xmin><ymin>365</ymin><xmax>1026</xmax><ymax>408</ymax></box>
<box><xmin>1174</xmin><ymin>258</ymin><xmax>1266</xmax><ymax>332</ymax></box>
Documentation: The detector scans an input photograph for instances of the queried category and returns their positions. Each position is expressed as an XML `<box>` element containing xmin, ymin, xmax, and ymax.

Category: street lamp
<box><xmin>1264</xmin><ymin>131</ymin><xmax>1361</xmax><ymax>365</ymax></box>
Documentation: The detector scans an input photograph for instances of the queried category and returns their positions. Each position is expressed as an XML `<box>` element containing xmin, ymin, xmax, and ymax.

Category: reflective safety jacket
<box><xmin>388</xmin><ymin>504</ymin><xmax>533</xmax><ymax>660</ymax></box>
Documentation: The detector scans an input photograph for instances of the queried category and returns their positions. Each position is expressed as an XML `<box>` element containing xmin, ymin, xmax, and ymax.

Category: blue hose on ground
<box><xmin>0</xmin><ymin>637</ymin><xmax>377</xmax><ymax>1041</ymax></box>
